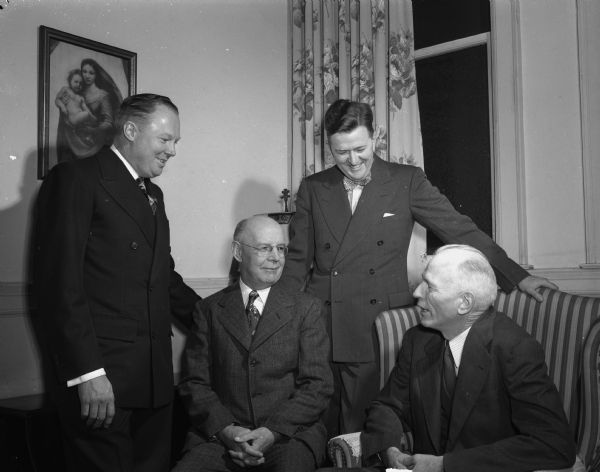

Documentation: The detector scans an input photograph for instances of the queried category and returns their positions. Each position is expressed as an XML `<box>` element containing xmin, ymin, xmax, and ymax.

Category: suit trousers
<box><xmin>53</xmin><ymin>386</ymin><xmax>172</xmax><ymax>472</ymax></box>
<box><xmin>171</xmin><ymin>437</ymin><xmax>317</xmax><ymax>472</ymax></box>
<box><xmin>324</xmin><ymin>359</ymin><xmax>380</xmax><ymax>438</ymax></box>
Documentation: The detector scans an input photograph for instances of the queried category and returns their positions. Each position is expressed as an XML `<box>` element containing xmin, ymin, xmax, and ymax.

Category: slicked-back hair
<box><xmin>324</xmin><ymin>99</ymin><xmax>374</xmax><ymax>137</ymax></box>
<box><xmin>115</xmin><ymin>93</ymin><xmax>178</xmax><ymax>131</ymax></box>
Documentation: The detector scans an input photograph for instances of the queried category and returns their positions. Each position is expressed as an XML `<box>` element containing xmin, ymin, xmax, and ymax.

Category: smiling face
<box><xmin>328</xmin><ymin>125</ymin><xmax>375</xmax><ymax>181</ymax></box>
<box><xmin>413</xmin><ymin>256</ymin><xmax>463</xmax><ymax>338</ymax></box>
<box><xmin>234</xmin><ymin>216</ymin><xmax>285</xmax><ymax>290</ymax></box>
<box><xmin>81</xmin><ymin>63</ymin><xmax>96</xmax><ymax>86</ymax></box>
<box><xmin>126</xmin><ymin>104</ymin><xmax>180</xmax><ymax>178</ymax></box>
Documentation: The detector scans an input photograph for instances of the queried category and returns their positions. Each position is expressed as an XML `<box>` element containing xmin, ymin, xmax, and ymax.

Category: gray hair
<box><xmin>434</xmin><ymin>244</ymin><xmax>498</xmax><ymax>309</ymax></box>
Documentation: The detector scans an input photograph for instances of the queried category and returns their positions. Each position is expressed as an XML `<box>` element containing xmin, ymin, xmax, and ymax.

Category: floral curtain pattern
<box><xmin>289</xmin><ymin>0</ymin><xmax>426</xmax><ymax>284</ymax></box>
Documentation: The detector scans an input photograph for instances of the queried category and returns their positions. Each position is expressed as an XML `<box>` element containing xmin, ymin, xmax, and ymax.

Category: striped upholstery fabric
<box><xmin>580</xmin><ymin>318</ymin><xmax>600</xmax><ymax>469</ymax></box>
<box><xmin>374</xmin><ymin>287</ymin><xmax>600</xmax><ymax>470</ymax></box>
<box><xmin>375</xmin><ymin>305</ymin><xmax>420</xmax><ymax>389</ymax></box>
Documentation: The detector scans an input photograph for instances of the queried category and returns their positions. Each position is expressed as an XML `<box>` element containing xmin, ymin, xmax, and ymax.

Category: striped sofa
<box><xmin>328</xmin><ymin>288</ymin><xmax>600</xmax><ymax>471</ymax></box>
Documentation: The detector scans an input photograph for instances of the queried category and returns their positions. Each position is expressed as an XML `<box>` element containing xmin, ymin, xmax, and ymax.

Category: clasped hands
<box><xmin>219</xmin><ymin>424</ymin><xmax>279</xmax><ymax>468</ymax></box>
<box><xmin>385</xmin><ymin>447</ymin><xmax>443</xmax><ymax>472</ymax></box>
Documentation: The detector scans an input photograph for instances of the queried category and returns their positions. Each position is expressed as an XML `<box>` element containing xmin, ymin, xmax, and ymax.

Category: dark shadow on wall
<box><xmin>0</xmin><ymin>148</ymin><xmax>48</xmax><ymax>396</ymax></box>
<box><xmin>0</xmin><ymin>147</ymin><xmax>66</xmax><ymax>470</ymax></box>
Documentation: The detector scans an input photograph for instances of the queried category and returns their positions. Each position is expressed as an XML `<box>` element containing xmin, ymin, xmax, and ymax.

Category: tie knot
<box><xmin>247</xmin><ymin>290</ymin><xmax>259</xmax><ymax>307</ymax></box>
<box><xmin>343</xmin><ymin>175</ymin><xmax>371</xmax><ymax>192</ymax></box>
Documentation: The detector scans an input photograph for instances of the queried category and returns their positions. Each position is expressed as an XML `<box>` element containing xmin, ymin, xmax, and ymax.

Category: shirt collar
<box><xmin>447</xmin><ymin>326</ymin><xmax>472</xmax><ymax>372</ymax></box>
<box><xmin>111</xmin><ymin>144</ymin><xmax>139</xmax><ymax>181</ymax></box>
<box><xmin>239</xmin><ymin>279</ymin><xmax>271</xmax><ymax>311</ymax></box>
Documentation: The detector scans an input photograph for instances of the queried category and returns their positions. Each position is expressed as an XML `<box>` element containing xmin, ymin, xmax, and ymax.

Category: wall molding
<box><xmin>1</xmin><ymin>272</ymin><xmax>597</xmax><ymax>318</ymax></box>
<box><xmin>577</xmin><ymin>0</ymin><xmax>600</xmax><ymax>264</ymax></box>
<box><xmin>490</xmin><ymin>0</ymin><xmax>528</xmax><ymax>264</ymax></box>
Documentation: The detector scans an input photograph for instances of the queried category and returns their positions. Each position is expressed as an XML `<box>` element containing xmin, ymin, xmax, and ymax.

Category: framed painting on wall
<box><xmin>38</xmin><ymin>25</ymin><xmax>136</xmax><ymax>178</ymax></box>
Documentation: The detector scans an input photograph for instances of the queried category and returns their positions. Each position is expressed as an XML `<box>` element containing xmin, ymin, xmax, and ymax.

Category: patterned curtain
<box><xmin>289</xmin><ymin>0</ymin><xmax>427</xmax><ymax>286</ymax></box>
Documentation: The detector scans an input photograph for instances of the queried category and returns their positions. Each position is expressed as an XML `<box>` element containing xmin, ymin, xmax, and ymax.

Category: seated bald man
<box><xmin>336</xmin><ymin>244</ymin><xmax>576</xmax><ymax>472</ymax></box>
<box><xmin>173</xmin><ymin>215</ymin><xmax>333</xmax><ymax>472</ymax></box>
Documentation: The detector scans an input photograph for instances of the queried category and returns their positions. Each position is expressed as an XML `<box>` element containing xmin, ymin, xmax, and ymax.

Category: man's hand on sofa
<box><xmin>517</xmin><ymin>275</ymin><xmax>558</xmax><ymax>302</ymax></box>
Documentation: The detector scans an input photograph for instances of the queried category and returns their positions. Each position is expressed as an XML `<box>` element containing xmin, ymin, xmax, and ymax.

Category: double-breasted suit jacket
<box><xmin>361</xmin><ymin>310</ymin><xmax>576</xmax><ymax>472</ymax></box>
<box><xmin>281</xmin><ymin>156</ymin><xmax>529</xmax><ymax>363</ymax></box>
<box><xmin>177</xmin><ymin>282</ymin><xmax>333</xmax><ymax>460</ymax></box>
<box><xmin>35</xmin><ymin>147</ymin><xmax>198</xmax><ymax>408</ymax></box>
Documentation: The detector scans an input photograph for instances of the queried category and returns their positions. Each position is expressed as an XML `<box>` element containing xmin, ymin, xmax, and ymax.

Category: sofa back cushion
<box><xmin>375</xmin><ymin>287</ymin><xmax>600</xmax><ymax>458</ymax></box>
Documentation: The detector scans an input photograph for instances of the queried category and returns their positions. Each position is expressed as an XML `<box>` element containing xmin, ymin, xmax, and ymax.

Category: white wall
<box><xmin>0</xmin><ymin>0</ymin><xmax>598</xmax><ymax>399</ymax></box>
<box><xmin>0</xmin><ymin>0</ymin><xmax>288</xmax><ymax>283</ymax></box>
<box><xmin>0</xmin><ymin>0</ymin><xmax>288</xmax><ymax>398</ymax></box>
<box><xmin>519</xmin><ymin>0</ymin><xmax>586</xmax><ymax>268</ymax></box>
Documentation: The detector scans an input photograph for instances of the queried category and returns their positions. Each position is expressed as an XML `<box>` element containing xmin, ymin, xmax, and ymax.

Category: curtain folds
<box><xmin>289</xmin><ymin>0</ymin><xmax>427</xmax><ymax>285</ymax></box>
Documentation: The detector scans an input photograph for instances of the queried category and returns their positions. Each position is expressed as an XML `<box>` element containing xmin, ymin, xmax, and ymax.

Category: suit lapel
<box><xmin>97</xmin><ymin>149</ymin><xmax>156</xmax><ymax>246</ymax></box>
<box><xmin>447</xmin><ymin>311</ymin><xmax>493</xmax><ymax>449</ymax></box>
<box><xmin>416</xmin><ymin>334</ymin><xmax>445</xmax><ymax>453</ymax></box>
<box><xmin>313</xmin><ymin>169</ymin><xmax>351</xmax><ymax>245</ymax></box>
<box><xmin>215</xmin><ymin>284</ymin><xmax>252</xmax><ymax>351</ymax></box>
<box><xmin>251</xmin><ymin>284</ymin><xmax>292</xmax><ymax>349</ymax></box>
<box><xmin>335</xmin><ymin>157</ymin><xmax>395</xmax><ymax>264</ymax></box>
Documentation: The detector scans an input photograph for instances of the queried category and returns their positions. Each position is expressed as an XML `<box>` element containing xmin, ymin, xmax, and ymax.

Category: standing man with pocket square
<box><xmin>280</xmin><ymin>99</ymin><xmax>558</xmax><ymax>438</ymax></box>
<box><xmin>35</xmin><ymin>93</ymin><xmax>199</xmax><ymax>471</ymax></box>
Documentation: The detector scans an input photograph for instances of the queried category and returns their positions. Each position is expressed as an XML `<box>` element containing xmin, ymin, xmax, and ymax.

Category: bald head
<box><xmin>232</xmin><ymin>215</ymin><xmax>286</xmax><ymax>290</ymax></box>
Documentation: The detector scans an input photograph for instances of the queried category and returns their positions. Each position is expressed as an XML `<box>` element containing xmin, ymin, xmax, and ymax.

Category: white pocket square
<box><xmin>383</xmin><ymin>212</ymin><xmax>395</xmax><ymax>217</ymax></box>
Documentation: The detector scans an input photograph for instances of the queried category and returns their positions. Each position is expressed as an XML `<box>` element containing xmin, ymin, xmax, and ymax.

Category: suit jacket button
<box><xmin>370</xmin><ymin>299</ymin><xmax>377</xmax><ymax>305</ymax></box>
<box><xmin>325</xmin><ymin>242</ymin><xmax>331</xmax><ymax>249</ymax></box>
<box><xmin>324</xmin><ymin>300</ymin><xmax>331</xmax><ymax>306</ymax></box>
<box><xmin>249</xmin><ymin>359</ymin><xmax>257</xmax><ymax>366</ymax></box>
<box><xmin>130</xmin><ymin>241</ymin><xmax>138</xmax><ymax>250</ymax></box>
<box><xmin>332</xmin><ymin>270</ymin><xmax>338</xmax><ymax>276</ymax></box>
<box><xmin>369</xmin><ymin>268</ymin><xmax>375</xmax><ymax>275</ymax></box>
<box><xmin>377</xmin><ymin>240</ymin><xmax>384</xmax><ymax>246</ymax></box>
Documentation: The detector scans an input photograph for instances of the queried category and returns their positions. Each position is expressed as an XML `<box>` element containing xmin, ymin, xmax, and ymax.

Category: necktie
<box><xmin>136</xmin><ymin>178</ymin><xmax>157</xmax><ymax>215</ymax></box>
<box><xmin>443</xmin><ymin>340</ymin><xmax>457</xmax><ymax>398</ymax></box>
<box><xmin>440</xmin><ymin>340</ymin><xmax>456</xmax><ymax>450</ymax></box>
<box><xmin>246</xmin><ymin>290</ymin><xmax>261</xmax><ymax>336</ymax></box>
<box><xmin>342</xmin><ymin>174</ymin><xmax>372</xmax><ymax>192</ymax></box>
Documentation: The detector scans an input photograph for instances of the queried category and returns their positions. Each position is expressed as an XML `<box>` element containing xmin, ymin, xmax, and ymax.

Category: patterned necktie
<box><xmin>136</xmin><ymin>178</ymin><xmax>157</xmax><ymax>215</ymax></box>
<box><xmin>246</xmin><ymin>290</ymin><xmax>261</xmax><ymax>336</ymax></box>
<box><xmin>342</xmin><ymin>174</ymin><xmax>372</xmax><ymax>192</ymax></box>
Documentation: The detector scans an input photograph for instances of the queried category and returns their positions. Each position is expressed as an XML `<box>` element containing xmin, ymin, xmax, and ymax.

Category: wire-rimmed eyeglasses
<box><xmin>234</xmin><ymin>241</ymin><xmax>288</xmax><ymax>257</ymax></box>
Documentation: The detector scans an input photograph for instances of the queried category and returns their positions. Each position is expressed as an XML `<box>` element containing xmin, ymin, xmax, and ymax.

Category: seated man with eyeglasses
<box><xmin>172</xmin><ymin>215</ymin><xmax>333</xmax><ymax>472</ymax></box>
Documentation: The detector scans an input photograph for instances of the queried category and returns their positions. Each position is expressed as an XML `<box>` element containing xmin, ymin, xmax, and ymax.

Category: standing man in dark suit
<box><xmin>173</xmin><ymin>215</ymin><xmax>333</xmax><ymax>472</ymax></box>
<box><xmin>358</xmin><ymin>244</ymin><xmax>575</xmax><ymax>472</ymax></box>
<box><xmin>280</xmin><ymin>99</ymin><xmax>558</xmax><ymax>436</ymax></box>
<box><xmin>35</xmin><ymin>93</ymin><xmax>200</xmax><ymax>472</ymax></box>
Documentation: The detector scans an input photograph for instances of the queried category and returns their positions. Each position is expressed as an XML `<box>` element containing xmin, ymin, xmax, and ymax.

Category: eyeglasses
<box><xmin>234</xmin><ymin>241</ymin><xmax>288</xmax><ymax>257</ymax></box>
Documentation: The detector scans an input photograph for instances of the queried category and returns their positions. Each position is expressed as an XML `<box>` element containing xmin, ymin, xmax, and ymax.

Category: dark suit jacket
<box><xmin>35</xmin><ymin>147</ymin><xmax>199</xmax><ymax>408</ymax></box>
<box><xmin>361</xmin><ymin>309</ymin><xmax>576</xmax><ymax>472</ymax></box>
<box><xmin>177</xmin><ymin>282</ymin><xmax>333</xmax><ymax>460</ymax></box>
<box><xmin>281</xmin><ymin>156</ymin><xmax>529</xmax><ymax>363</ymax></box>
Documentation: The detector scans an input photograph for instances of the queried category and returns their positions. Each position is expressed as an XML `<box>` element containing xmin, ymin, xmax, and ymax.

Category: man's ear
<box><xmin>457</xmin><ymin>292</ymin><xmax>474</xmax><ymax>315</ymax></box>
<box><xmin>123</xmin><ymin>121</ymin><xmax>137</xmax><ymax>142</ymax></box>
<box><xmin>232</xmin><ymin>241</ymin><xmax>243</xmax><ymax>263</ymax></box>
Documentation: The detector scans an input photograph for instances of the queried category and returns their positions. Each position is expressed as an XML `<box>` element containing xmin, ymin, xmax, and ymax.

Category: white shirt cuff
<box><xmin>66</xmin><ymin>368</ymin><xmax>106</xmax><ymax>387</ymax></box>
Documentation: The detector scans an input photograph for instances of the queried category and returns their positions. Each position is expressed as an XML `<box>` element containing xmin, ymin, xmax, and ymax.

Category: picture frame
<box><xmin>38</xmin><ymin>26</ymin><xmax>137</xmax><ymax>179</ymax></box>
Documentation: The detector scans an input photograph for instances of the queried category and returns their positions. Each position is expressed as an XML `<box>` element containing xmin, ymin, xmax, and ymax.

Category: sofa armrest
<box><xmin>578</xmin><ymin>319</ymin><xmax>600</xmax><ymax>469</ymax></box>
<box><xmin>328</xmin><ymin>432</ymin><xmax>363</xmax><ymax>468</ymax></box>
